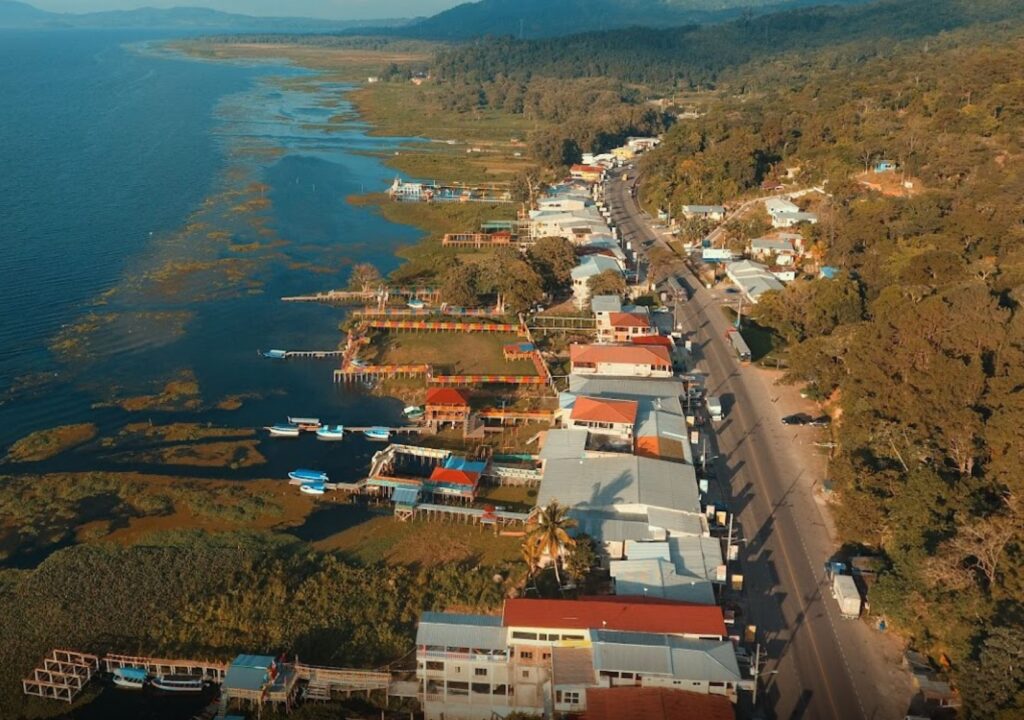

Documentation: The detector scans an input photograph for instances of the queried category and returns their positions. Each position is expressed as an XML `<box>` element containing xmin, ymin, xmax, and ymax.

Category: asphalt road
<box><xmin>604</xmin><ymin>174</ymin><xmax>904</xmax><ymax>720</ymax></box>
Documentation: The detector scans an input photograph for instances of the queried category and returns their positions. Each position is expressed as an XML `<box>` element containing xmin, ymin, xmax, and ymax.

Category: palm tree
<box><xmin>521</xmin><ymin>538</ymin><xmax>543</xmax><ymax>595</ymax></box>
<box><xmin>526</xmin><ymin>500</ymin><xmax>577</xmax><ymax>587</ymax></box>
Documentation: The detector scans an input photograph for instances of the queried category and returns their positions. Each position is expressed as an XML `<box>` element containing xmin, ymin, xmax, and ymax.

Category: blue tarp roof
<box><xmin>393</xmin><ymin>486</ymin><xmax>420</xmax><ymax>506</ymax></box>
<box><xmin>443</xmin><ymin>457</ymin><xmax>487</xmax><ymax>474</ymax></box>
<box><xmin>225</xmin><ymin>655</ymin><xmax>275</xmax><ymax>692</ymax></box>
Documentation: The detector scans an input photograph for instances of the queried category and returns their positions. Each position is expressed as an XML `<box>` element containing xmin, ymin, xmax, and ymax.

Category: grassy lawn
<box><xmin>314</xmin><ymin>514</ymin><xmax>523</xmax><ymax>566</ymax></box>
<box><xmin>384</xmin><ymin>143</ymin><xmax>536</xmax><ymax>186</ymax></box>
<box><xmin>368</xmin><ymin>331</ymin><xmax>538</xmax><ymax>375</ymax></box>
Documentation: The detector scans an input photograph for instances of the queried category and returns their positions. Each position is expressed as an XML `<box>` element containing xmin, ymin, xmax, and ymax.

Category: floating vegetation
<box><xmin>103</xmin><ymin>370</ymin><xmax>202</xmax><ymax>412</ymax></box>
<box><xmin>108</xmin><ymin>439</ymin><xmax>266</xmax><ymax>469</ymax></box>
<box><xmin>3</xmin><ymin>424</ymin><xmax>99</xmax><ymax>463</ymax></box>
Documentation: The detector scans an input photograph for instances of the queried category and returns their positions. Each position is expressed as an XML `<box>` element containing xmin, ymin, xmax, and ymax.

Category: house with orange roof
<box><xmin>567</xmin><ymin>395</ymin><xmax>638</xmax><ymax>441</ymax></box>
<box><xmin>570</xmin><ymin>343</ymin><xmax>672</xmax><ymax>378</ymax></box>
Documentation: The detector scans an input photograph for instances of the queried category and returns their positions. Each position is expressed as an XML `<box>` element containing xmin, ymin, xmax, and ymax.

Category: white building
<box><xmin>724</xmin><ymin>259</ymin><xmax>784</xmax><ymax>304</ymax></box>
<box><xmin>572</xmin><ymin>256</ymin><xmax>624</xmax><ymax>308</ymax></box>
<box><xmin>681</xmin><ymin>205</ymin><xmax>726</xmax><ymax>222</ymax></box>
<box><xmin>569</xmin><ymin>343</ymin><xmax>673</xmax><ymax>378</ymax></box>
<box><xmin>772</xmin><ymin>210</ymin><xmax>818</xmax><ymax>229</ymax></box>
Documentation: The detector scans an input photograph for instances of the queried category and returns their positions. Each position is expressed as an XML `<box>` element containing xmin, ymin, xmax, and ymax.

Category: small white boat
<box><xmin>288</xmin><ymin>416</ymin><xmax>322</xmax><ymax>430</ymax></box>
<box><xmin>262</xmin><ymin>349</ymin><xmax>287</xmax><ymax>359</ymax></box>
<box><xmin>363</xmin><ymin>426</ymin><xmax>390</xmax><ymax>441</ymax></box>
<box><xmin>403</xmin><ymin>406</ymin><xmax>424</xmax><ymax>420</ymax></box>
<box><xmin>112</xmin><ymin>667</ymin><xmax>148</xmax><ymax>690</ymax></box>
<box><xmin>315</xmin><ymin>425</ymin><xmax>345</xmax><ymax>441</ymax></box>
<box><xmin>299</xmin><ymin>482</ymin><xmax>326</xmax><ymax>495</ymax></box>
<box><xmin>151</xmin><ymin>674</ymin><xmax>204</xmax><ymax>693</ymax></box>
<box><xmin>407</xmin><ymin>298</ymin><xmax>426</xmax><ymax>310</ymax></box>
<box><xmin>289</xmin><ymin>469</ymin><xmax>329</xmax><ymax>482</ymax></box>
<box><xmin>265</xmin><ymin>424</ymin><xmax>300</xmax><ymax>437</ymax></box>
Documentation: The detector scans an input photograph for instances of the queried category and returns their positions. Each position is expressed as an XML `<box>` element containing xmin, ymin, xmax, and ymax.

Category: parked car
<box><xmin>782</xmin><ymin>413</ymin><xmax>813</xmax><ymax>426</ymax></box>
<box><xmin>809</xmin><ymin>415</ymin><xmax>831</xmax><ymax>427</ymax></box>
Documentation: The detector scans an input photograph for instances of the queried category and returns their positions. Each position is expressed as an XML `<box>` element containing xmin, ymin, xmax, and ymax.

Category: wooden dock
<box><xmin>282</xmin><ymin>287</ymin><xmax>439</xmax><ymax>304</ymax></box>
<box><xmin>267</xmin><ymin>349</ymin><xmax>344</xmax><ymax>359</ymax></box>
<box><xmin>334</xmin><ymin>364</ymin><xmax>431</xmax><ymax>383</ymax></box>
<box><xmin>102</xmin><ymin>653</ymin><xmax>228</xmax><ymax>680</ymax></box>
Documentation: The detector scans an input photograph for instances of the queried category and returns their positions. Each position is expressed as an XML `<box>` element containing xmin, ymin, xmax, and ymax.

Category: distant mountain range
<box><xmin>396</xmin><ymin>0</ymin><xmax>873</xmax><ymax>39</ymax></box>
<box><xmin>0</xmin><ymin>0</ymin><xmax>410</xmax><ymax>31</ymax></box>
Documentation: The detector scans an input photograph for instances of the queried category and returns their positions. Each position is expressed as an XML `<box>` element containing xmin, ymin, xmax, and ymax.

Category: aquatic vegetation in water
<box><xmin>107</xmin><ymin>439</ymin><xmax>266</xmax><ymax>469</ymax></box>
<box><xmin>102</xmin><ymin>370</ymin><xmax>202</xmax><ymax>412</ymax></box>
<box><xmin>2</xmin><ymin>423</ymin><xmax>99</xmax><ymax>463</ymax></box>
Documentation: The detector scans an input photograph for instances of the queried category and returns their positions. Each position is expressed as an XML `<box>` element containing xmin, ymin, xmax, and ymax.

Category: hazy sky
<box><xmin>30</xmin><ymin>0</ymin><xmax>465</xmax><ymax>20</ymax></box>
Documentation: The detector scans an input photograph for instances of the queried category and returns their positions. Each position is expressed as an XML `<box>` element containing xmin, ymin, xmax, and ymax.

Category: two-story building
<box><xmin>570</xmin><ymin>343</ymin><xmax>673</xmax><ymax>378</ymax></box>
<box><xmin>566</xmin><ymin>395</ymin><xmax>638</xmax><ymax>442</ymax></box>
<box><xmin>592</xmin><ymin>295</ymin><xmax>658</xmax><ymax>343</ymax></box>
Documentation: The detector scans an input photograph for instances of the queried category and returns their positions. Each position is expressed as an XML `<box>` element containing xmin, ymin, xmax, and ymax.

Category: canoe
<box><xmin>407</xmin><ymin>299</ymin><xmax>425</xmax><ymax>309</ymax></box>
<box><xmin>299</xmin><ymin>482</ymin><xmax>326</xmax><ymax>495</ymax></box>
<box><xmin>151</xmin><ymin>674</ymin><xmax>204</xmax><ymax>693</ymax></box>
<box><xmin>289</xmin><ymin>469</ymin><xmax>329</xmax><ymax>482</ymax></box>
<box><xmin>112</xmin><ymin>667</ymin><xmax>147</xmax><ymax>690</ymax></box>
<box><xmin>265</xmin><ymin>424</ymin><xmax>300</xmax><ymax>437</ymax></box>
<box><xmin>315</xmin><ymin>425</ymin><xmax>345</xmax><ymax>441</ymax></box>
<box><xmin>262</xmin><ymin>349</ymin><xmax>287</xmax><ymax>359</ymax></box>
<box><xmin>363</xmin><ymin>426</ymin><xmax>390</xmax><ymax>441</ymax></box>
<box><xmin>288</xmin><ymin>416</ymin><xmax>321</xmax><ymax>429</ymax></box>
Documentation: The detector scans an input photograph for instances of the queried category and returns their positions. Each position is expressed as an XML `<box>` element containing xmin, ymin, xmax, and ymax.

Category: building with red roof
<box><xmin>631</xmin><ymin>335</ymin><xmax>674</xmax><ymax>349</ymax></box>
<box><xmin>570</xmin><ymin>343</ymin><xmax>672</xmax><ymax>378</ymax></box>
<box><xmin>502</xmin><ymin>598</ymin><xmax>726</xmax><ymax>639</ymax></box>
<box><xmin>424</xmin><ymin>387</ymin><xmax>472</xmax><ymax>433</ymax></box>
<box><xmin>581</xmin><ymin>687</ymin><xmax>735</xmax><ymax>720</ymax></box>
<box><xmin>570</xmin><ymin>164</ymin><xmax>606</xmax><ymax>183</ymax></box>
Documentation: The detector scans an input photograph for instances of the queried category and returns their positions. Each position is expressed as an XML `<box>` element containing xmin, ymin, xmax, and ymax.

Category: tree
<box><xmin>347</xmin><ymin>262</ymin><xmax>381</xmax><ymax>293</ymax></box>
<box><xmin>525</xmin><ymin>501</ymin><xmax>577</xmax><ymax>587</ymax></box>
<box><xmin>438</xmin><ymin>259</ymin><xmax>482</xmax><ymax>307</ymax></box>
<box><xmin>587</xmin><ymin>269</ymin><xmax>627</xmax><ymax>300</ymax></box>
<box><xmin>511</xmin><ymin>167</ymin><xmax>544</xmax><ymax>204</ymax></box>
<box><xmin>527</xmin><ymin>237</ymin><xmax>576</xmax><ymax>294</ymax></box>
<box><xmin>520</xmin><ymin>537</ymin><xmax>543</xmax><ymax>595</ymax></box>
<box><xmin>486</xmin><ymin>248</ymin><xmax>544</xmax><ymax>315</ymax></box>
<box><xmin>959</xmin><ymin>625</ymin><xmax>1024</xmax><ymax>719</ymax></box>
<box><xmin>563</xmin><ymin>534</ymin><xmax>598</xmax><ymax>586</ymax></box>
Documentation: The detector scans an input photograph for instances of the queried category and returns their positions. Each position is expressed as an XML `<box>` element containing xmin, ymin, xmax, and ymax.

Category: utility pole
<box><xmin>726</xmin><ymin>512</ymin><xmax>734</xmax><ymax>562</ymax></box>
<box><xmin>735</xmin><ymin>294</ymin><xmax>743</xmax><ymax>329</ymax></box>
<box><xmin>752</xmin><ymin>642</ymin><xmax>761</xmax><ymax>705</ymax></box>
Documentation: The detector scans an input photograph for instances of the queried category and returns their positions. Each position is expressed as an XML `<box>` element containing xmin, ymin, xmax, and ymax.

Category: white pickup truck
<box><xmin>706</xmin><ymin>395</ymin><xmax>723</xmax><ymax>422</ymax></box>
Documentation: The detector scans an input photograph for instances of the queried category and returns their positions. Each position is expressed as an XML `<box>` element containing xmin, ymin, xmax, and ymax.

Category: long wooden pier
<box><xmin>365</xmin><ymin>319</ymin><xmax>524</xmax><ymax>334</ymax></box>
<box><xmin>103</xmin><ymin>653</ymin><xmax>228</xmax><ymax>680</ymax></box>
<box><xmin>282</xmin><ymin>287</ymin><xmax>440</xmax><ymax>304</ymax></box>
<box><xmin>268</xmin><ymin>349</ymin><xmax>344</xmax><ymax>359</ymax></box>
<box><xmin>334</xmin><ymin>364</ymin><xmax>431</xmax><ymax>383</ymax></box>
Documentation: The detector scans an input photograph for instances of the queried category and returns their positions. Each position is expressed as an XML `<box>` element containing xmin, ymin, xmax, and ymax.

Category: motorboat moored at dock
<box><xmin>299</xmin><ymin>482</ymin><xmax>326</xmax><ymax>495</ymax></box>
<box><xmin>363</xmin><ymin>427</ymin><xmax>390</xmax><ymax>441</ymax></box>
<box><xmin>265</xmin><ymin>424</ymin><xmax>300</xmax><ymax>437</ymax></box>
<box><xmin>403</xmin><ymin>406</ymin><xmax>424</xmax><ymax>420</ymax></box>
<box><xmin>261</xmin><ymin>349</ymin><xmax>288</xmax><ymax>359</ymax></box>
<box><xmin>315</xmin><ymin>425</ymin><xmax>345</xmax><ymax>441</ymax></box>
<box><xmin>112</xmin><ymin>667</ymin><xmax>148</xmax><ymax>690</ymax></box>
<box><xmin>288</xmin><ymin>416</ymin><xmax>322</xmax><ymax>431</ymax></box>
<box><xmin>150</xmin><ymin>674</ymin><xmax>205</xmax><ymax>693</ymax></box>
<box><xmin>407</xmin><ymin>298</ymin><xmax>426</xmax><ymax>310</ymax></box>
<box><xmin>289</xmin><ymin>469</ymin><xmax>329</xmax><ymax>483</ymax></box>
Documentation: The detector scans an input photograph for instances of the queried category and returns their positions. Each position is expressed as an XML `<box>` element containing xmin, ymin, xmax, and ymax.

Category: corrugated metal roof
<box><xmin>583</xmin><ymin>687</ymin><xmax>735</xmax><ymax>720</ymax></box>
<box><xmin>571</xmin><ymin>396</ymin><xmax>638</xmax><ymax>425</ymax></box>
<box><xmin>552</xmin><ymin>646</ymin><xmax>596</xmax><ymax>687</ymax></box>
<box><xmin>591</xmin><ymin>631</ymin><xmax>741</xmax><ymax>682</ymax></box>
<box><xmin>503</xmin><ymin>599</ymin><xmax>725</xmax><ymax>637</ymax></box>
<box><xmin>591</xmin><ymin>295</ymin><xmax>622</xmax><ymax>313</ymax></box>
<box><xmin>623</xmin><ymin>540</ymin><xmax>671</xmax><ymax>561</ymax></box>
<box><xmin>392</xmin><ymin>486</ymin><xmax>420</xmax><ymax>506</ymax></box>
<box><xmin>668</xmin><ymin>536</ymin><xmax>724</xmax><ymax>581</ymax></box>
<box><xmin>569</xmin><ymin>509</ymin><xmax>658</xmax><ymax>543</ymax></box>
<box><xmin>538</xmin><ymin>455</ymin><xmax>699</xmax><ymax>515</ymax></box>
<box><xmin>417</xmin><ymin>612</ymin><xmax>506</xmax><ymax>650</ymax></box>
<box><xmin>570</xmin><ymin>343</ymin><xmax>671</xmax><ymax>367</ymax></box>
<box><xmin>569</xmin><ymin>376</ymin><xmax>684</xmax><ymax>399</ymax></box>
<box><xmin>647</xmin><ymin>508</ymin><xmax>706</xmax><ymax>537</ymax></box>
<box><xmin>540</xmin><ymin>429</ymin><xmax>589</xmax><ymax>460</ymax></box>
<box><xmin>610</xmin><ymin>558</ymin><xmax>716</xmax><ymax>604</ymax></box>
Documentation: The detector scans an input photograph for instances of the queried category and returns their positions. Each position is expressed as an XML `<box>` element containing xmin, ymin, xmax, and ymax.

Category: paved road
<box><xmin>604</xmin><ymin>174</ymin><xmax>907</xmax><ymax>720</ymax></box>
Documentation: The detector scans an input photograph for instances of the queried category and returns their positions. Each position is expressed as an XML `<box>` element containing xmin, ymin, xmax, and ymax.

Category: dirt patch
<box><xmin>3</xmin><ymin>423</ymin><xmax>99</xmax><ymax>463</ymax></box>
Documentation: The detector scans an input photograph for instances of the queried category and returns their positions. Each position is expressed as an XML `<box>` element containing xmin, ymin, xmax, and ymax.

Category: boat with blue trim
<box><xmin>299</xmin><ymin>482</ymin><xmax>326</xmax><ymax>495</ymax></box>
<box><xmin>362</xmin><ymin>427</ymin><xmax>390</xmax><ymax>441</ymax></box>
<box><xmin>288</xmin><ymin>416</ymin><xmax>322</xmax><ymax>431</ymax></box>
<box><xmin>289</xmin><ymin>469</ymin><xmax>329</xmax><ymax>482</ymax></box>
<box><xmin>261</xmin><ymin>349</ymin><xmax>287</xmax><ymax>359</ymax></box>
<box><xmin>112</xmin><ymin>667</ymin><xmax>148</xmax><ymax>690</ymax></box>
<box><xmin>151</xmin><ymin>674</ymin><xmax>205</xmax><ymax>693</ymax></box>
<box><xmin>265</xmin><ymin>424</ymin><xmax>300</xmax><ymax>437</ymax></box>
<box><xmin>315</xmin><ymin>425</ymin><xmax>345</xmax><ymax>441</ymax></box>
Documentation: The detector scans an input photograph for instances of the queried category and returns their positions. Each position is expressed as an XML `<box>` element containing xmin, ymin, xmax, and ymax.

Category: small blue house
<box><xmin>874</xmin><ymin>161</ymin><xmax>895</xmax><ymax>173</ymax></box>
<box><xmin>819</xmin><ymin>266</ymin><xmax>839</xmax><ymax>280</ymax></box>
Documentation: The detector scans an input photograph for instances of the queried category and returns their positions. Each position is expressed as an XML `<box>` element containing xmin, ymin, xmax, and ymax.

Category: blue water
<box><xmin>0</xmin><ymin>30</ymin><xmax>424</xmax><ymax>476</ymax></box>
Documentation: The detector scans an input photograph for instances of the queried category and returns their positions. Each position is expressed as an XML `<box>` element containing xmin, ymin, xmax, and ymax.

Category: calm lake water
<box><xmin>0</xmin><ymin>29</ymin><xmax>424</xmax><ymax>482</ymax></box>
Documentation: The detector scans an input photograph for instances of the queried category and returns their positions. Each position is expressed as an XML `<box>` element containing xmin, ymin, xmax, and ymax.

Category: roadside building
<box><xmin>570</xmin><ymin>164</ymin><xmax>606</xmax><ymax>183</ymax></box>
<box><xmin>771</xmin><ymin>210</ymin><xmax>818</xmax><ymax>229</ymax></box>
<box><xmin>572</xmin><ymin>256</ymin><xmax>625</xmax><ymax>308</ymax></box>
<box><xmin>749</xmin><ymin>236</ymin><xmax>797</xmax><ymax>264</ymax></box>
<box><xmin>680</xmin><ymin>205</ymin><xmax>726</xmax><ymax>222</ymax></box>
<box><xmin>763</xmin><ymin>197</ymin><xmax>799</xmax><ymax>219</ymax></box>
<box><xmin>592</xmin><ymin>296</ymin><xmax>657</xmax><ymax>343</ymax></box>
<box><xmin>567</xmin><ymin>395</ymin><xmax>638</xmax><ymax>442</ymax></box>
<box><xmin>570</xmin><ymin>343</ymin><xmax>673</xmax><ymax>378</ymax></box>
<box><xmin>627</xmin><ymin>136</ymin><xmax>661</xmax><ymax>153</ymax></box>
<box><xmin>425</xmin><ymin>456</ymin><xmax>486</xmax><ymax>501</ymax></box>
<box><xmin>724</xmin><ymin>260</ymin><xmax>784</xmax><ymax>304</ymax></box>
<box><xmin>583</xmin><ymin>687</ymin><xmax>735</xmax><ymax>720</ymax></box>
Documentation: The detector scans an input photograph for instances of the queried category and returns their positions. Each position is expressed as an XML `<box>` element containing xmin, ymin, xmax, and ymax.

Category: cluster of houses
<box><xmin>416</xmin><ymin>289</ymin><xmax>749</xmax><ymax>718</ymax></box>
<box><xmin>691</xmin><ymin>195</ymin><xmax>829</xmax><ymax>304</ymax></box>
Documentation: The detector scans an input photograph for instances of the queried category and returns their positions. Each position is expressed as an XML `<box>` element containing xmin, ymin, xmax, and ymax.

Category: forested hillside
<box><xmin>638</xmin><ymin>14</ymin><xmax>1024</xmax><ymax>720</ymax></box>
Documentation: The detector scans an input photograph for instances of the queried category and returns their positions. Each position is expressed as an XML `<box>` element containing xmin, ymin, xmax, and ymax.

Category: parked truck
<box><xmin>832</xmin><ymin>574</ymin><xmax>862</xmax><ymax>619</ymax></box>
<box><xmin>706</xmin><ymin>395</ymin><xmax>723</xmax><ymax>422</ymax></box>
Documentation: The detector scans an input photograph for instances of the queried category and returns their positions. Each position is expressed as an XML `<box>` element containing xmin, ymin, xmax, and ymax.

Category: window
<box><xmin>560</xmin><ymin>691</ymin><xmax>581</xmax><ymax>705</ymax></box>
<box><xmin>512</xmin><ymin>631</ymin><xmax>538</xmax><ymax>640</ymax></box>
<box><xmin>474</xmin><ymin>668</ymin><xmax>488</xmax><ymax>677</ymax></box>
<box><xmin>522</xmin><ymin>670</ymin><xmax>531</xmax><ymax>679</ymax></box>
<box><xmin>541</xmin><ymin>652</ymin><xmax>551</xmax><ymax>661</ymax></box>
<box><xmin>562</xmin><ymin>634</ymin><xmax>585</xmax><ymax>641</ymax></box>
<box><xmin>520</xmin><ymin>651</ymin><xmax>534</xmax><ymax>660</ymax></box>
<box><xmin>426</xmin><ymin>661</ymin><xmax>443</xmax><ymax>671</ymax></box>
